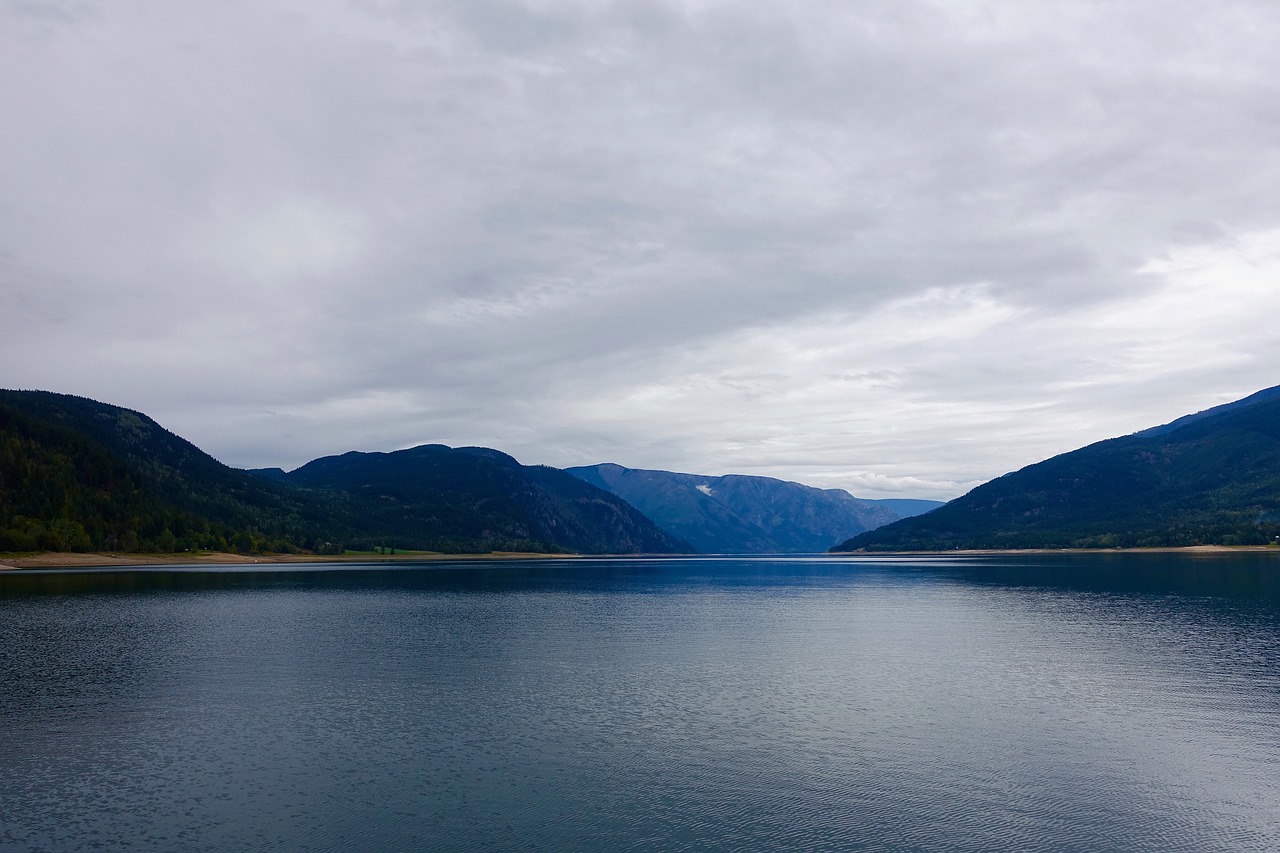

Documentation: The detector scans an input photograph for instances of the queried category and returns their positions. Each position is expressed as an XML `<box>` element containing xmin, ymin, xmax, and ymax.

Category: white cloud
<box><xmin>3</xmin><ymin>0</ymin><xmax>1280</xmax><ymax>500</ymax></box>
<box><xmin>190</xmin><ymin>196</ymin><xmax>371</xmax><ymax>285</ymax></box>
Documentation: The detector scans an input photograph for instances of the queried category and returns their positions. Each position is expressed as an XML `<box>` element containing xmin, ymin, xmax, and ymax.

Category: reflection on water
<box><xmin>2</xmin><ymin>554</ymin><xmax>1279</xmax><ymax>852</ymax></box>
<box><xmin>913</xmin><ymin>551</ymin><xmax>1280</xmax><ymax>599</ymax></box>
<box><xmin>5</xmin><ymin>551</ymin><xmax>1280</xmax><ymax>600</ymax></box>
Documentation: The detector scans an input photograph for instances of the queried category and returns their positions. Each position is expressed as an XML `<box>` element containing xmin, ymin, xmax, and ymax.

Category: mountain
<box><xmin>0</xmin><ymin>390</ymin><xmax>337</xmax><ymax>553</ymax></box>
<box><xmin>244</xmin><ymin>467</ymin><xmax>289</xmax><ymax>482</ymax></box>
<box><xmin>271</xmin><ymin>445</ymin><xmax>689</xmax><ymax>555</ymax></box>
<box><xmin>0</xmin><ymin>390</ymin><xmax>686</xmax><ymax>555</ymax></box>
<box><xmin>834</xmin><ymin>385</ymin><xmax>1280</xmax><ymax>551</ymax></box>
<box><xmin>566</xmin><ymin>463</ymin><xmax>902</xmax><ymax>553</ymax></box>
<box><xmin>866</xmin><ymin>498</ymin><xmax>944</xmax><ymax>518</ymax></box>
<box><xmin>1134</xmin><ymin>385</ymin><xmax>1280</xmax><ymax>437</ymax></box>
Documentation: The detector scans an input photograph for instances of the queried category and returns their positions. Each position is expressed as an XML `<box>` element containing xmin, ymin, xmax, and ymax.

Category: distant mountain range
<box><xmin>252</xmin><ymin>445</ymin><xmax>688</xmax><ymax>554</ymax></box>
<box><xmin>32</xmin><ymin>380</ymin><xmax>1275</xmax><ymax>558</ymax></box>
<box><xmin>835</xmin><ymin>384</ymin><xmax>1280</xmax><ymax>551</ymax></box>
<box><xmin>0</xmin><ymin>391</ymin><xmax>683</xmax><ymax>555</ymax></box>
<box><xmin>567</xmin><ymin>463</ymin><xmax>940</xmax><ymax>553</ymax></box>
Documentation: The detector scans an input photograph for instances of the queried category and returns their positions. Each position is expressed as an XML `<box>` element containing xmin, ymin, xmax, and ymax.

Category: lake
<box><xmin>2</xmin><ymin>553</ymin><xmax>1279</xmax><ymax>851</ymax></box>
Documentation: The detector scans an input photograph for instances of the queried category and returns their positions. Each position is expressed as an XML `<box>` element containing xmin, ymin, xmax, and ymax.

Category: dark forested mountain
<box><xmin>835</xmin><ymin>385</ymin><xmax>1280</xmax><ymax>551</ymax></box>
<box><xmin>270</xmin><ymin>445</ymin><xmax>689</xmax><ymax>554</ymax></box>
<box><xmin>1134</xmin><ymin>385</ymin><xmax>1280</xmax><ymax>438</ymax></box>
<box><xmin>0</xmin><ymin>390</ymin><xmax>686</xmax><ymax>555</ymax></box>
<box><xmin>567</xmin><ymin>463</ymin><xmax>902</xmax><ymax>553</ymax></box>
<box><xmin>0</xmin><ymin>390</ymin><xmax>336</xmax><ymax>553</ymax></box>
<box><xmin>244</xmin><ymin>467</ymin><xmax>289</xmax><ymax>483</ymax></box>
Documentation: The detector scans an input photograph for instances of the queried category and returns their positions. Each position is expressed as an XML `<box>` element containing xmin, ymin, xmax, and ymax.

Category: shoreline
<box><xmin>828</xmin><ymin>544</ymin><xmax>1280</xmax><ymax>556</ymax></box>
<box><xmin>0</xmin><ymin>550</ymin><xmax>580</xmax><ymax>570</ymax></box>
<box><xmin>4</xmin><ymin>544</ymin><xmax>1279</xmax><ymax>570</ymax></box>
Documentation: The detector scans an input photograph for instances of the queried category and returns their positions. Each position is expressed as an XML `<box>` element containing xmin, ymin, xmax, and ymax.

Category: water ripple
<box><xmin>2</xmin><ymin>555</ymin><xmax>1279</xmax><ymax>851</ymax></box>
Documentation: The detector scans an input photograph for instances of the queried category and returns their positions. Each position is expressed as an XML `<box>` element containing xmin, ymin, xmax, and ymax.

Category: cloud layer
<box><xmin>4</xmin><ymin>0</ymin><xmax>1280</xmax><ymax>498</ymax></box>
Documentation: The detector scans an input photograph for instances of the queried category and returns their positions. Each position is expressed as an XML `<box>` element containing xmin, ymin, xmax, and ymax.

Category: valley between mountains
<box><xmin>5</xmin><ymin>384</ymin><xmax>1280</xmax><ymax>559</ymax></box>
<box><xmin>0</xmin><ymin>389</ymin><xmax>935</xmax><ymax>557</ymax></box>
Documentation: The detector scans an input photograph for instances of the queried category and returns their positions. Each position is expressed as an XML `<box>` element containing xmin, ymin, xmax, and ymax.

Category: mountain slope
<box><xmin>0</xmin><ymin>390</ymin><xmax>336</xmax><ymax>552</ymax></box>
<box><xmin>567</xmin><ymin>463</ymin><xmax>900</xmax><ymax>553</ymax></box>
<box><xmin>834</xmin><ymin>385</ymin><xmax>1280</xmax><ymax>551</ymax></box>
<box><xmin>865</xmin><ymin>498</ymin><xmax>944</xmax><ymax>519</ymax></box>
<box><xmin>277</xmin><ymin>445</ymin><xmax>689</xmax><ymax>554</ymax></box>
<box><xmin>0</xmin><ymin>390</ymin><xmax>687</xmax><ymax>555</ymax></box>
<box><xmin>1135</xmin><ymin>385</ymin><xmax>1280</xmax><ymax>437</ymax></box>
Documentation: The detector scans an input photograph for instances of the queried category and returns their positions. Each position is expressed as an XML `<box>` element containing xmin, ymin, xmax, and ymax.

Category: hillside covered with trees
<box><xmin>0</xmin><ymin>391</ymin><xmax>685</xmax><ymax>555</ymax></box>
<box><xmin>834</xmin><ymin>385</ymin><xmax>1280</xmax><ymax>551</ymax></box>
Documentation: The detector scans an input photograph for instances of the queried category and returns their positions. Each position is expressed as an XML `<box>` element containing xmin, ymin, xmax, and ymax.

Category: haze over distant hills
<box><xmin>835</xmin><ymin>383</ymin><xmax>1280</xmax><ymax>551</ymax></box>
<box><xmin>567</xmin><ymin>463</ymin><xmax>940</xmax><ymax>553</ymax></box>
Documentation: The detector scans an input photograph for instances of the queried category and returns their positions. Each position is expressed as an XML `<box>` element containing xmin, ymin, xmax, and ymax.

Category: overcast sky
<box><xmin>4</xmin><ymin>0</ymin><xmax>1280</xmax><ymax>499</ymax></box>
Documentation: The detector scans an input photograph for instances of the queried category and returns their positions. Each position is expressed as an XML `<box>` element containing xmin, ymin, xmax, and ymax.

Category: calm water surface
<box><xmin>2</xmin><ymin>554</ymin><xmax>1279</xmax><ymax>851</ymax></box>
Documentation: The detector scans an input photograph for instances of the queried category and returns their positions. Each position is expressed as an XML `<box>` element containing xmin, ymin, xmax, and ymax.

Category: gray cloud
<box><xmin>4</xmin><ymin>0</ymin><xmax>1280</xmax><ymax>499</ymax></box>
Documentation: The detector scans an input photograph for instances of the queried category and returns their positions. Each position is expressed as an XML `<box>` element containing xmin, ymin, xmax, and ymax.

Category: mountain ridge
<box><xmin>0</xmin><ymin>390</ymin><xmax>686</xmax><ymax>555</ymax></box>
<box><xmin>567</xmin><ymin>463</ymin><xmax>932</xmax><ymax>553</ymax></box>
<box><xmin>834</xmin><ymin>383</ymin><xmax>1280</xmax><ymax>551</ymax></box>
<box><xmin>0</xmin><ymin>389</ymin><xmax>337</xmax><ymax>553</ymax></box>
<box><xmin>1135</xmin><ymin>385</ymin><xmax>1280</xmax><ymax>437</ymax></box>
<box><xmin>272</xmin><ymin>445</ymin><xmax>689</xmax><ymax>554</ymax></box>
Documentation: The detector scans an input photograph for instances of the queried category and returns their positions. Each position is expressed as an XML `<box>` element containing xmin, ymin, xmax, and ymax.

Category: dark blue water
<box><xmin>2</xmin><ymin>554</ymin><xmax>1279</xmax><ymax>852</ymax></box>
